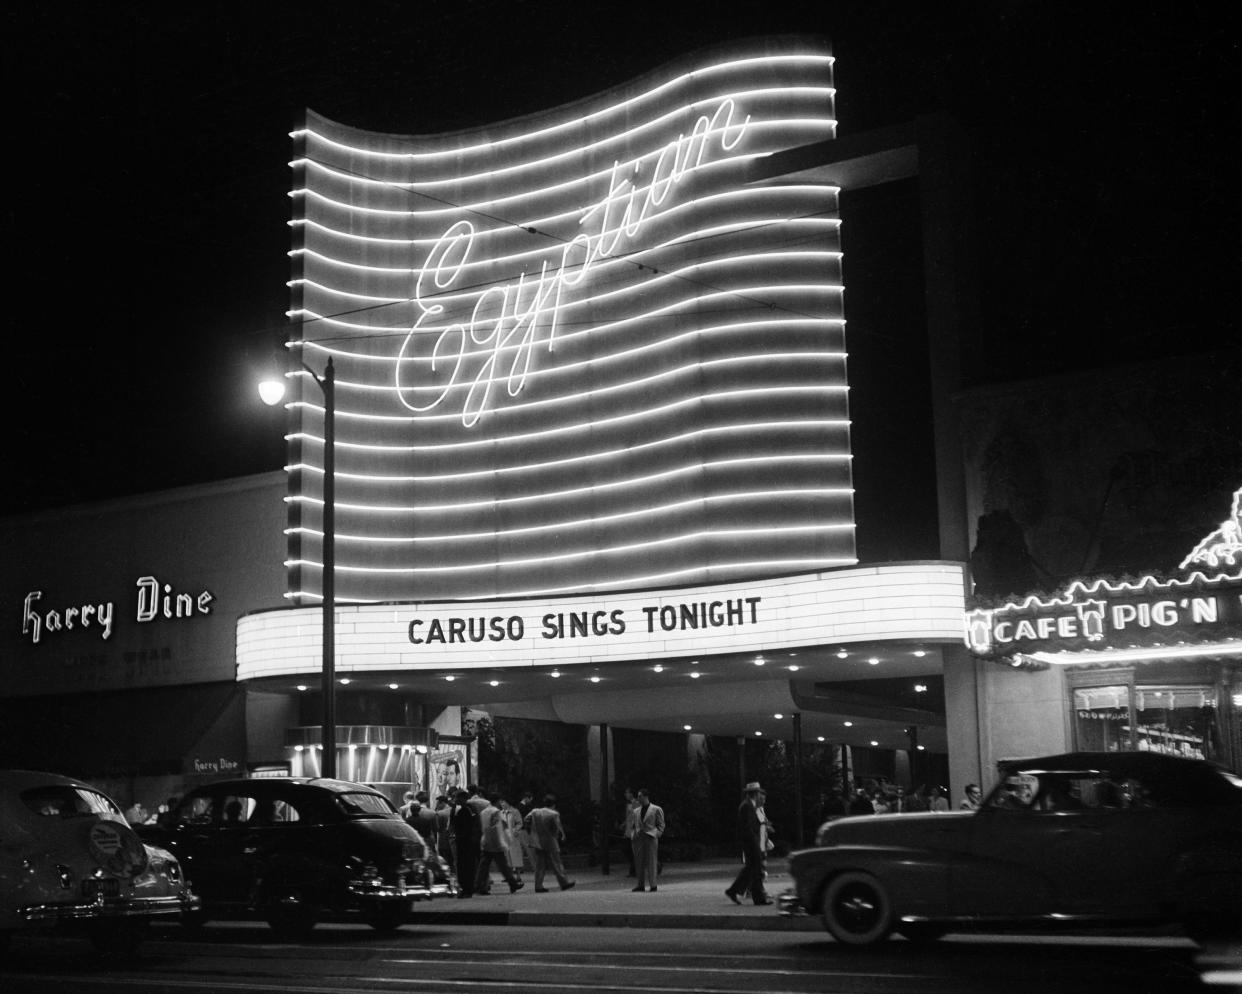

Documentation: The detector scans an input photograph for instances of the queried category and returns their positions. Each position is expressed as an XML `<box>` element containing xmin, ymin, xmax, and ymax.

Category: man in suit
<box><xmin>523</xmin><ymin>794</ymin><xmax>576</xmax><ymax>892</ymax></box>
<box><xmin>725</xmin><ymin>781</ymin><xmax>771</xmax><ymax>905</ymax></box>
<box><xmin>631</xmin><ymin>787</ymin><xmax>665</xmax><ymax>892</ymax></box>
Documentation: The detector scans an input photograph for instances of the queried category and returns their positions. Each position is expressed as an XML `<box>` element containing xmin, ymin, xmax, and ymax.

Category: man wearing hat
<box><xmin>725</xmin><ymin>781</ymin><xmax>771</xmax><ymax>905</ymax></box>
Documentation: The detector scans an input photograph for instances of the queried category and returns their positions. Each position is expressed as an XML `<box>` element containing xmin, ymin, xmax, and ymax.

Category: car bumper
<box><xmin>346</xmin><ymin>881</ymin><xmax>436</xmax><ymax>903</ymax></box>
<box><xmin>21</xmin><ymin>892</ymin><xmax>201</xmax><ymax>923</ymax></box>
<box><xmin>777</xmin><ymin>889</ymin><xmax>808</xmax><ymax>917</ymax></box>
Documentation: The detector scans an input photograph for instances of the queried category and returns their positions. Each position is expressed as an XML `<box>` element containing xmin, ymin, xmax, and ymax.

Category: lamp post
<box><xmin>260</xmin><ymin>357</ymin><xmax>337</xmax><ymax>779</ymax></box>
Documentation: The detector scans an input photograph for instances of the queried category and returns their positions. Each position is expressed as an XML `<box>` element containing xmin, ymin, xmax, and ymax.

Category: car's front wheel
<box><xmin>364</xmin><ymin>900</ymin><xmax>411</xmax><ymax>932</ymax></box>
<box><xmin>821</xmin><ymin>871</ymin><xmax>894</xmax><ymax>946</ymax></box>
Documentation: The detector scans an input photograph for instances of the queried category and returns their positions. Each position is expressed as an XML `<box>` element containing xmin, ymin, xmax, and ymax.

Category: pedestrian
<box><xmin>929</xmin><ymin>786</ymin><xmax>950</xmax><ymax>812</ymax></box>
<box><xmin>514</xmin><ymin>790</ymin><xmax>537</xmax><ymax>871</ymax></box>
<box><xmin>434</xmin><ymin>794</ymin><xmax>454</xmax><ymax>864</ymax></box>
<box><xmin>474</xmin><ymin>793</ymin><xmax>525</xmax><ymax>894</ymax></box>
<box><xmin>498</xmin><ymin>797</ymin><xmax>525</xmax><ymax>877</ymax></box>
<box><xmin>466</xmin><ymin>783</ymin><xmax>489</xmax><ymax>815</ymax></box>
<box><xmin>451</xmin><ymin>788</ymin><xmax>480</xmax><ymax>898</ymax></box>
<box><xmin>409</xmin><ymin>791</ymin><xmax>439</xmax><ymax>854</ymax></box>
<box><xmin>620</xmin><ymin>787</ymin><xmax>639</xmax><ymax>877</ymax></box>
<box><xmin>399</xmin><ymin>790</ymin><xmax>417</xmax><ymax>821</ymax></box>
<box><xmin>959</xmin><ymin>783</ymin><xmax>982</xmax><ymax>810</ymax></box>
<box><xmin>523</xmin><ymin>794</ymin><xmax>576</xmax><ymax>892</ymax></box>
<box><xmin>631</xmin><ymin>787</ymin><xmax>665</xmax><ymax>892</ymax></box>
<box><xmin>725</xmin><ymin>781</ymin><xmax>771</xmax><ymax>906</ymax></box>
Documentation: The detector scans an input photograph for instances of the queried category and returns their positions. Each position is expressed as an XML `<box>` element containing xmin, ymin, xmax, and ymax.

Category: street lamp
<box><xmin>259</xmin><ymin>357</ymin><xmax>337</xmax><ymax>779</ymax></box>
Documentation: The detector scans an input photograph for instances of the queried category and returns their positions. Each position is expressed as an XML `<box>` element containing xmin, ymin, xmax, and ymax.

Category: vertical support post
<box><xmin>321</xmin><ymin>358</ymin><xmax>337</xmax><ymax>779</ymax></box>
<box><xmin>599</xmin><ymin>723</ymin><xmax>610</xmax><ymax>875</ymax></box>
<box><xmin>792</xmin><ymin>712</ymin><xmax>804</xmax><ymax>847</ymax></box>
<box><xmin>737</xmin><ymin>736</ymin><xmax>747</xmax><ymax>792</ymax></box>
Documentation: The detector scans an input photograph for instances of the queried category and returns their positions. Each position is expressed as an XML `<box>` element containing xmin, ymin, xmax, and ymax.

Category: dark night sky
<box><xmin>5</xmin><ymin>2</ymin><xmax>1239</xmax><ymax>554</ymax></box>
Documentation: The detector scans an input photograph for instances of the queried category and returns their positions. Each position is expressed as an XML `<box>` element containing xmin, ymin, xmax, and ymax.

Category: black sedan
<box><xmin>138</xmin><ymin>777</ymin><xmax>454</xmax><ymax>936</ymax></box>
<box><xmin>780</xmin><ymin>752</ymin><xmax>1242</xmax><ymax>945</ymax></box>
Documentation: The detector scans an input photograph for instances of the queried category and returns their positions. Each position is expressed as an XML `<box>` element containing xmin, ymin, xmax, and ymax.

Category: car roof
<box><xmin>1000</xmin><ymin>752</ymin><xmax>1241</xmax><ymax>802</ymax></box>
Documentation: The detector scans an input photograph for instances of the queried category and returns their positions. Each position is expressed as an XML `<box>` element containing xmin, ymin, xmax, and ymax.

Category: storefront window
<box><xmin>1073</xmin><ymin>685</ymin><xmax>1131</xmax><ymax>752</ymax></box>
<box><xmin>1134</xmin><ymin>685</ymin><xmax>1219</xmax><ymax>762</ymax></box>
<box><xmin>1073</xmin><ymin>683</ymin><xmax>1221</xmax><ymax>761</ymax></box>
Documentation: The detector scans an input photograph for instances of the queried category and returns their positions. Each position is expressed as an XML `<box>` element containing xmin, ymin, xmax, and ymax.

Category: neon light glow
<box><xmin>287</xmin><ymin>40</ymin><xmax>852</xmax><ymax>602</ymax></box>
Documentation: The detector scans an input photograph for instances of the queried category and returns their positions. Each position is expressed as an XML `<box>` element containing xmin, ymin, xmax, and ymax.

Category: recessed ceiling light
<box><xmin>836</xmin><ymin>649</ymin><xmax>848</xmax><ymax>659</ymax></box>
<box><xmin>868</xmin><ymin>657</ymin><xmax>879</xmax><ymax>666</ymax></box>
<box><xmin>296</xmin><ymin>684</ymin><xmax>308</xmax><ymax>692</ymax></box>
<box><xmin>755</xmin><ymin>730</ymin><xmax>763</xmax><ymax>736</ymax></box>
<box><xmin>683</xmin><ymin>724</ymin><xmax>692</xmax><ymax>731</ymax></box>
<box><xmin>788</xmin><ymin>664</ymin><xmax>800</xmax><ymax>671</ymax></box>
<box><xmin>817</xmin><ymin>736</ymin><xmax>825</xmax><ymax>742</ymax></box>
<box><xmin>689</xmin><ymin>671</ymin><xmax>701</xmax><ymax>679</ymax></box>
<box><xmin>388</xmin><ymin>683</ymin><xmax>399</xmax><ymax>690</ymax></box>
<box><xmin>489</xmin><ymin>680</ymin><xmax>499</xmax><ymax>687</ymax></box>
<box><xmin>914</xmin><ymin>650</ymin><xmax>927</xmax><ymax>658</ymax></box>
<box><xmin>914</xmin><ymin>683</ymin><xmax>928</xmax><ymax>693</ymax></box>
<box><xmin>917</xmin><ymin>744</ymin><xmax>926</xmax><ymax>751</ymax></box>
<box><xmin>870</xmin><ymin>740</ymin><xmax>879</xmax><ymax>747</ymax></box>
<box><xmin>589</xmin><ymin>676</ymin><xmax>601</xmax><ymax>683</ymax></box>
<box><xmin>444</xmin><ymin>675</ymin><xmax>456</xmax><ymax>682</ymax></box>
<box><xmin>550</xmin><ymin>670</ymin><xmax>561</xmax><ymax>678</ymax></box>
<box><xmin>339</xmin><ymin>677</ymin><xmax>352</xmax><ymax>685</ymax></box>
<box><xmin>774</xmin><ymin>713</ymin><xmax>784</xmax><ymax>720</ymax></box>
<box><xmin>844</xmin><ymin>721</ymin><xmax>853</xmax><ymax>727</ymax></box>
<box><xmin>652</xmin><ymin>664</ymin><xmax>664</xmax><ymax>673</ymax></box>
<box><xmin>294</xmin><ymin>744</ymin><xmax>304</xmax><ymax>752</ymax></box>
<box><xmin>754</xmin><ymin>656</ymin><xmax>766</xmax><ymax>666</ymax></box>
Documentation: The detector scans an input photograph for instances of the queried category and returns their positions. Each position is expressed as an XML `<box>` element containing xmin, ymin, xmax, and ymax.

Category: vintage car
<box><xmin>136</xmin><ymin>776</ymin><xmax>453</xmax><ymax>936</ymax></box>
<box><xmin>779</xmin><ymin>752</ymin><xmax>1242</xmax><ymax>945</ymax></box>
<box><xmin>0</xmin><ymin>770</ymin><xmax>198</xmax><ymax>956</ymax></box>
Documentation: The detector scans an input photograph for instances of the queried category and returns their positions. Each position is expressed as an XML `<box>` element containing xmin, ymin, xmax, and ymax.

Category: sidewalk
<box><xmin>408</xmin><ymin>856</ymin><xmax>818</xmax><ymax>931</ymax></box>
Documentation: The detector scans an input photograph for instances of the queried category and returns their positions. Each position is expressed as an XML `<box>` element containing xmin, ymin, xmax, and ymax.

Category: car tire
<box><xmin>365</xmin><ymin>900</ymin><xmax>411</xmax><ymax>932</ymax></box>
<box><xmin>820</xmin><ymin>871</ymin><xmax>894</xmax><ymax>946</ymax></box>
<box><xmin>896</xmin><ymin>922</ymin><xmax>947</xmax><ymax>944</ymax></box>
<box><xmin>265</xmin><ymin>886</ymin><xmax>319</xmax><ymax>938</ymax></box>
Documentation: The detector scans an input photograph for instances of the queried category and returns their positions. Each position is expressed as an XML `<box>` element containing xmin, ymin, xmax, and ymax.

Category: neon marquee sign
<box><xmin>286</xmin><ymin>41</ymin><xmax>853</xmax><ymax>604</ymax></box>
<box><xmin>964</xmin><ymin>572</ymin><xmax>1242</xmax><ymax>659</ymax></box>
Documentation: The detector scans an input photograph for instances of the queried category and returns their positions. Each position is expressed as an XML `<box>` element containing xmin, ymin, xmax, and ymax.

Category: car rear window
<box><xmin>22</xmin><ymin>785</ymin><xmax>123</xmax><ymax>820</ymax></box>
<box><xmin>334</xmin><ymin>792</ymin><xmax>398</xmax><ymax>817</ymax></box>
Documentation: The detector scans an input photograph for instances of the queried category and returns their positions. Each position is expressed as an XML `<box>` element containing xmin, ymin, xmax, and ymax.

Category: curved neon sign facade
<box><xmin>285</xmin><ymin>38</ymin><xmax>853</xmax><ymax>603</ymax></box>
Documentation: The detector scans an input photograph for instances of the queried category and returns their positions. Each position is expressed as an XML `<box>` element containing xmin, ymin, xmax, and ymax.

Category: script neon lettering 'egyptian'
<box><xmin>394</xmin><ymin>99</ymin><xmax>750</xmax><ymax>428</ymax></box>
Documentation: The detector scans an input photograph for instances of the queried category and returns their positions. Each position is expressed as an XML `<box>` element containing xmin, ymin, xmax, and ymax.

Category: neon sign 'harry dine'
<box><xmin>394</xmin><ymin>99</ymin><xmax>750</xmax><ymax>428</ymax></box>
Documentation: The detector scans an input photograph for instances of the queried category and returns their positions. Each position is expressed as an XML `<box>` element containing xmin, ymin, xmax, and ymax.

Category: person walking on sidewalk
<box><xmin>725</xmin><ymin>781</ymin><xmax>771</xmax><ymax>906</ymax></box>
<box><xmin>474</xmin><ymin>793</ymin><xmax>525</xmax><ymax>894</ymax></box>
<box><xmin>451</xmin><ymin>789</ymin><xmax>481</xmax><ymax>898</ymax></box>
<box><xmin>524</xmin><ymin>794</ymin><xmax>576</xmax><ymax>892</ymax></box>
<box><xmin>621</xmin><ymin>787</ymin><xmax>640</xmax><ymax>877</ymax></box>
<box><xmin>631</xmin><ymin>787</ymin><xmax>665</xmax><ymax>893</ymax></box>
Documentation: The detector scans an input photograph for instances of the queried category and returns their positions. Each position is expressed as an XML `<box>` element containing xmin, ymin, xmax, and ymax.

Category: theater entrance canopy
<box><xmin>238</xmin><ymin>563</ymin><xmax>966</xmax><ymax>751</ymax></box>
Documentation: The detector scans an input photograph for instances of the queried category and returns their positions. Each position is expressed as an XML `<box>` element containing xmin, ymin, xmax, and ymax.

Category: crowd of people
<box><xmin>810</xmin><ymin>781</ymin><xmax>974</xmax><ymax>822</ymax></box>
<box><xmin>399</xmin><ymin>785</ymin><xmax>579</xmax><ymax>897</ymax></box>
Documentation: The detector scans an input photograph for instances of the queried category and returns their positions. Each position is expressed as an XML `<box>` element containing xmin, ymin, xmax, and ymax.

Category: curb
<box><xmin>404</xmin><ymin>907</ymin><xmax>822</xmax><ymax>932</ymax></box>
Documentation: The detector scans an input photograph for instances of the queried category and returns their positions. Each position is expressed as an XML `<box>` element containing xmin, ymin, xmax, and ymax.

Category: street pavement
<box><xmin>409</xmin><ymin>855</ymin><xmax>817</xmax><ymax>931</ymax></box>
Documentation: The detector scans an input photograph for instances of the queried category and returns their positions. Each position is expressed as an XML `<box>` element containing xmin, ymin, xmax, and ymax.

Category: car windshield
<box><xmin>21</xmin><ymin>785</ymin><xmax>124</xmax><ymax>821</ymax></box>
<box><xmin>334</xmin><ymin>791</ymin><xmax>398</xmax><ymax>817</ymax></box>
